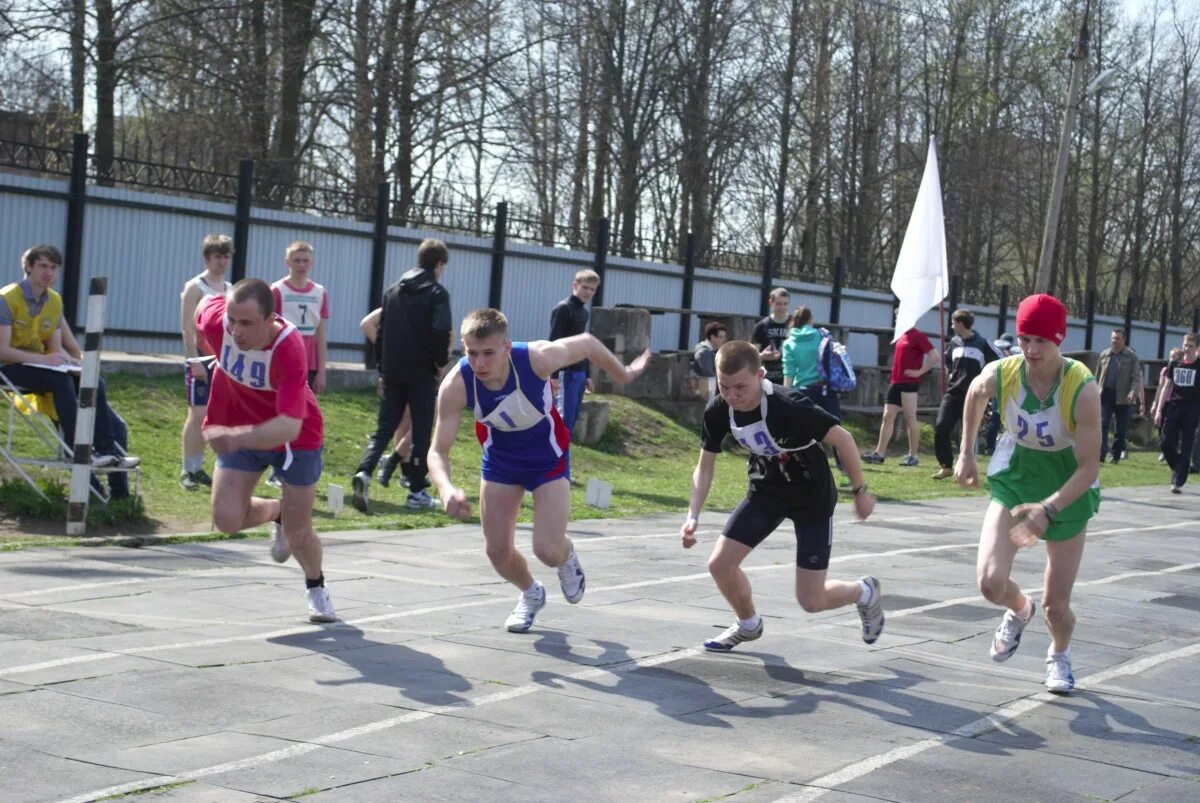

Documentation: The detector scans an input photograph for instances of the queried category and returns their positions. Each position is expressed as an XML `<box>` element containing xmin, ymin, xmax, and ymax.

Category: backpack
<box><xmin>818</xmin><ymin>329</ymin><xmax>856</xmax><ymax>392</ymax></box>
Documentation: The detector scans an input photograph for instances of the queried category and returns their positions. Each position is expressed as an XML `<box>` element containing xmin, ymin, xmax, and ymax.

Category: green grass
<box><xmin>0</xmin><ymin>373</ymin><xmax>1179</xmax><ymax>545</ymax></box>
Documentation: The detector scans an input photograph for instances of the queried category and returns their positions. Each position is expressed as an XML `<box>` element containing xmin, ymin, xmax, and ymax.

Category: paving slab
<box><xmin>2</xmin><ymin>486</ymin><xmax>1197</xmax><ymax>803</ymax></box>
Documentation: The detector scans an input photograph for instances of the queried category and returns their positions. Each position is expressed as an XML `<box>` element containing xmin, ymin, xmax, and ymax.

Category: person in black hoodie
<box><xmin>352</xmin><ymin>239</ymin><xmax>452</xmax><ymax>512</ymax></box>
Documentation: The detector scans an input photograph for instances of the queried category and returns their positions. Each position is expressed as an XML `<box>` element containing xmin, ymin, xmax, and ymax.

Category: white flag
<box><xmin>890</xmin><ymin>138</ymin><xmax>948</xmax><ymax>343</ymax></box>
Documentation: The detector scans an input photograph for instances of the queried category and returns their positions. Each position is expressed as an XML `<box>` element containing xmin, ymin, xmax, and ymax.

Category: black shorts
<box><xmin>886</xmin><ymin>382</ymin><xmax>921</xmax><ymax>406</ymax></box>
<box><xmin>722</xmin><ymin>494</ymin><xmax>834</xmax><ymax>570</ymax></box>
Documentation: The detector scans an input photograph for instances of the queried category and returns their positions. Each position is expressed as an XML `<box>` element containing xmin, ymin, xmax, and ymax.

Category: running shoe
<box><xmin>405</xmin><ymin>489</ymin><xmax>437</xmax><ymax>510</ymax></box>
<box><xmin>1044</xmin><ymin>652</ymin><xmax>1075</xmax><ymax>694</ymax></box>
<box><xmin>856</xmin><ymin>576</ymin><xmax>885</xmax><ymax>644</ymax></box>
<box><xmin>306</xmin><ymin>586</ymin><xmax>337</xmax><ymax>623</ymax></box>
<box><xmin>990</xmin><ymin>602</ymin><xmax>1034</xmax><ymax>662</ymax></box>
<box><xmin>194</xmin><ymin>468</ymin><xmax>213</xmax><ymax>487</ymax></box>
<box><xmin>931</xmin><ymin>467</ymin><xmax>953</xmax><ymax>480</ymax></box>
<box><xmin>505</xmin><ymin>584</ymin><xmax>546</xmax><ymax>633</ymax></box>
<box><xmin>862</xmin><ymin>452</ymin><xmax>885</xmax><ymax>464</ymax></box>
<box><xmin>377</xmin><ymin>453</ymin><xmax>401</xmax><ymax>487</ymax></box>
<box><xmin>899</xmin><ymin>455</ymin><xmax>919</xmax><ymax>467</ymax></box>
<box><xmin>557</xmin><ymin>549</ymin><xmax>586</xmax><ymax>604</ymax></box>
<box><xmin>1171</xmin><ymin>485</ymin><xmax>1182</xmax><ymax>495</ymax></box>
<box><xmin>703</xmin><ymin>619</ymin><xmax>764</xmax><ymax>651</ymax></box>
<box><xmin>267</xmin><ymin>473</ymin><xmax>283</xmax><ymax>489</ymax></box>
<box><xmin>351</xmin><ymin>471</ymin><xmax>370</xmax><ymax>512</ymax></box>
<box><xmin>179</xmin><ymin>470</ymin><xmax>199</xmax><ymax>491</ymax></box>
<box><xmin>269</xmin><ymin>521</ymin><xmax>291</xmax><ymax>563</ymax></box>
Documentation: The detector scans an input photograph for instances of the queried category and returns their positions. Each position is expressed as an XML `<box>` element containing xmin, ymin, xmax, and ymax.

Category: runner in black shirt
<box><xmin>1157</xmin><ymin>331</ymin><xmax>1200</xmax><ymax>493</ymax></box>
<box><xmin>680</xmin><ymin>340</ymin><xmax>884</xmax><ymax>652</ymax></box>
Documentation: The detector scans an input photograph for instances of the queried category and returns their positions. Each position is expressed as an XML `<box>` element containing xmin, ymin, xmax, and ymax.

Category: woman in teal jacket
<box><xmin>781</xmin><ymin>307</ymin><xmax>822</xmax><ymax>389</ymax></box>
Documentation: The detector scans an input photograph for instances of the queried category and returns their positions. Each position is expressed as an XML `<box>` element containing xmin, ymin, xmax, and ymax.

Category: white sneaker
<box><xmin>855</xmin><ymin>576</ymin><xmax>885</xmax><ymax>644</ymax></box>
<box><xmin>351</xmin><ymin>471</ymin><xmax>370</xmax><ymax>512</ymax></box>
<box><xmin>269</xmin><ymin>521</ymin><xmax>291</xmax><ymax>563</ymax></box>
<box><xmin>405</xmin><ymin>489</ymin><xmax>437</xmax><ymax>510</ymax></box>
<box><xmin>556</xmin><ymin>549</ymin><xmax>586</xmax><ymax>604</ymax></box>
<box><xmin>306</xmin><ymin>586</ymin><xmax>337</xmax><ymax>623</ymax></box>
<box><xmin>504</xmin><ymin>584</ymin><xmax>546</xmax><ymax>633</ymax></box>
<box><xmin>1045</xmin><ymin>652</ymin><xmax>1075</xmax><ymax>694</ymax></box>
<box><xmin>703</xmin><ymin>619</ymin><xmax>763</xmax><ymax>651</ymax></box>
<box><xmin>991</xmin><ymin>602</ymin><xmax>1034</xmax><ymax>662</ymax></box>
<box><xmin>266</xmin><ymin>473</ymin><xmax>283</xmax><ymax>489</ymax></box>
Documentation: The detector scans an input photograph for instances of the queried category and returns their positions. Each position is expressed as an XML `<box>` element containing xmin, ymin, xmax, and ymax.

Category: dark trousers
<box><xmin>1100</xmin><ymin>387</ymin><xmax>1133</xmax><ymax>461</ymax></box>
<box><xmin>0</xmin><ymin>365</ymin><xmax>121</xmax><ymax>455</ymax></box>
<box><xmin>357</xmin><ymin>380</ymin><xmax>436</xmax><ymax>493</ymax></box>
<box><xmin>0</xmin><ymin>365</ymin><xmax>129</xmax><ymax>498</ymax></box>
<box><xmin>1161</xmin><ymin>402</ymin><xmax>1200</xmax><ymax>488</ymax></box>
<box><xmin>984</xmin><ymin>399</ymin><xmax>1002</xmax><ymax>454</ymax></box>
<box><xmin>934</xmin><ymin>391</ymin><xmax>966</xmax><ymax>468</ymax></box>
<box><xmin>798</xmin><ymin>383</ymin><xmax>843</xmax><ymax>470</ymax></box>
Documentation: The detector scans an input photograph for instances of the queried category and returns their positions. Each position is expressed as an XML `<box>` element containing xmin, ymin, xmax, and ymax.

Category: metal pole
<box><xmin>1034</xmin><ymin>10</ymin><xmax>1090</xmax><ymax>293</ymax></box>
<box><xmin>232</xmin><ymin>159</ymin><xmax>254</xmax><ymax>283</ymax></box>
<box><xmin>759</xmin><ymin>244</ymin><xmax>774</xmax><ymax>318</ymax></box>
<box><xmin>678</xmin><ymin>231</ymin><xmax>697</xmax><ymax>351</ymax></box>
<box><xmin>1123</xmin><ymin>295</ymin><xmax>1134</xmax><ymax>346</ymax></box>
<box><xmin>592</xmin><ymin>217</ymin><xmax>610</xmax><ymax>308</ymax></box>
<box><xmin>1084</xmin><ymin>289</ymin><xmax>1096</xmax><ymax>351</ymax></box>
<box><xmin>830</xmin><ymin>256</ymin><xmax>845</xmax><ymax>325</ymax></box>
<box><xmin>997</xmin><ymin>284</ymin><xmax>1009</xmax><ymax>337</ymax></box>
<box><xmin>488</xmin><ymin>201</ymin><xmax>508</xmax><ymax>309</ymax></box>
<box><xmin>62</xmin><ymin>132</ymin><xmax>89</xmax><ymax>329</ymax></box>
<box><xmin>366</xmin><ymin>182</ymin><xmax>389</xmax><ymax>368</ymax></box>
<box><xmin>67</xmin><ymin>277</ymin><xmax>108</xmax><ymax>536</ymax></box>
<box><xmin>1158</xmin><ymin>301</ymin><xmax>1169</xmax><ymax>359</ymax></box>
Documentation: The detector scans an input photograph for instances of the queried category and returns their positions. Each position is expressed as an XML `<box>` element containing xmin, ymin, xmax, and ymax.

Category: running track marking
<box><xmin>769</xmin><ymin>641</ymin><xmax>1200</xmax><ymax>803</ymax></box>
<box><xmin>3</xmin><ymin>520</ymin><xmax>1195</xmax><ymax>678</ymax></box>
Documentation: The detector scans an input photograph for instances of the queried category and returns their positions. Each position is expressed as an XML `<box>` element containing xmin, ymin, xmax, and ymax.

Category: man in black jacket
<box><xmin>932</xmin><ymin>309</ymin><xmax>999</xmax><ymax>479</ymax></box>
<box><xmin>352</xmin><ymin>239</ymin><xmax>452</xmax><ymax>512</ymax></box>
<box><xmin>548</xmin><ymin>269</ymin><xmax>599</xmax><ymax>436</ymax></box>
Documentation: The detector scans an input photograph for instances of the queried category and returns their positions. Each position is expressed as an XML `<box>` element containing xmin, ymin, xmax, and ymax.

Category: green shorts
<box><xmin>987</xmin><ymin>439</ymin><xmax>1099</xmax><ymax>542</ymax></box>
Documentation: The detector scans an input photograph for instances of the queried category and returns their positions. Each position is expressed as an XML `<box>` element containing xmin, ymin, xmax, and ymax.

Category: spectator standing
<box><xmin>1095</xmin><ymin>329</ymin><xmax>1144</xmax><ymax>464</ymax></box>
<box><xmin>549</xmin><ymin>269</ymin><xmax>600</xmax><ymax>436</ymax></box>
<box><xmin>751</xmin><ymin>287</ymin><xmax>791</xmax><ymax>385</ymax></box>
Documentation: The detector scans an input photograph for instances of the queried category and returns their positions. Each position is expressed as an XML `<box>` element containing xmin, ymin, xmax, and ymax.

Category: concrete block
<box><xmin>591</xmin><ymin>307</ymin><xmax>650</xmax><ymax>357</ymax></box>
<box><xmin>572</xmin><ymin>399</ymin><xmax>609</xmax><ymax>445</ymax></box>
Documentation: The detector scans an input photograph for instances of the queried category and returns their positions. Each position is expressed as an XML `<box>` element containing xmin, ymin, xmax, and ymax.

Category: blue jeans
<box><xmin>555</xmin><ymin>369</ymin><xmax>588</xmax><ymax>436</ymax></box>
<box><xmin>1100</xmin><ymin>388</ymin><xmax>1132</xmax><ymax>461</ymax></box>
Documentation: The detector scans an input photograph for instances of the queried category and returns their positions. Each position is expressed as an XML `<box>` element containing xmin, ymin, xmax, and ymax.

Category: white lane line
<box><xmin>0</xmin><ymin>541</ymin><xmax>975</xmax><ymax>678</ymax></box>
<box><xmin>6</xmin><ymin>535</ymin><xmax>1197</xmax><ymax>679</ymax></box>
<box><xmin>770</xmin><ymin>641</ymin><xmax>1200</xmax><ymax>803</ymax></box>
<box><xmin>55</xmin><ymin>645</ymin><xmax>705</xmax><ymax>803</ymax></box>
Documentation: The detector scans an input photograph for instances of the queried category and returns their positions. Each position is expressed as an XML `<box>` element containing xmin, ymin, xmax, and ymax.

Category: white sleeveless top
<box><xmin>191</xmin><ymin>274</ymin><xmax>230</xmax><ymax>298</ymax></box>
<box><xmin>271</xmin><ymin>279</ymin><xmax>326</xmax><ymax>337</ymax></box>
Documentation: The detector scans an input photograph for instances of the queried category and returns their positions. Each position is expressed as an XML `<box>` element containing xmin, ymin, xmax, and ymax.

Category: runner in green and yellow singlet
<box><xmin>956</xmin><ymin>294</ymin><xmax>1101</xmax><ymax>695</ymax></box>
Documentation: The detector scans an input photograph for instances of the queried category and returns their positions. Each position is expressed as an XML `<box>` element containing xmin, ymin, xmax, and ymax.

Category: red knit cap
<box><xmin>1016</xmin><ymin>294</ymin><xmax>1068</xmax><ymax>345</ymax></box>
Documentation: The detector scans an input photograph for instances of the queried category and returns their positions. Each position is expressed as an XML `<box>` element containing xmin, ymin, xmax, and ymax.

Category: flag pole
<box><xmin>939</xmin><ymin>303</ymin><xmax>946</xmax><ymax>396</ymax></box>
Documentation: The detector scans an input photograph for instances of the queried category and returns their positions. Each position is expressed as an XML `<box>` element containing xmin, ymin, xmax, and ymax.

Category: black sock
<box><xmin>305</xmin><ymin>574</ymin><xmax>324</xmax><ymax>589</ymax></box>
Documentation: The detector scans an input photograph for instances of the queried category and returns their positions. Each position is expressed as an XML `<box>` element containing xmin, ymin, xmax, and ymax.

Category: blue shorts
<box><xmin>481</xmin><ymin>452</ymin><xmax>570</xmax><ymax>491</ymax></box>
<box><xmin>217</xmin><ymin>447</ymin><xmax>324</xmax><ymax>487</ymax></box>
<box><xmin>185</xmin><ymin>361</ymin><xmax>215</xmax><ymax>407</ymax></box>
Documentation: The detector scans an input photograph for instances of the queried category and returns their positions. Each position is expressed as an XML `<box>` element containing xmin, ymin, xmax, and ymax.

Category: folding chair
<box><xmin>0</xmin><ymin>371</ymin><xmax>140</xmax><ymax>503</ymax></box>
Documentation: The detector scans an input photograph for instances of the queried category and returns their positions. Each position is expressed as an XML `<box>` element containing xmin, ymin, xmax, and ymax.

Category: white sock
<box><xmin>857</xmin><ymin>579</ymin><xmax>874</xmax><ymax>605</ymax></box>
<box><xmin>1048</xmin><ymin>645</ymin><xmax>1070</xmax><ymax>659</ymax></box>
<box><xmin>522</xmin><ymin>580</ymin><xmax>543</xmax><ymax>598</ymax></box>
<box><xmin>1016</xmin><ymin>598</ymin><xmax>1034</xmax><ymax>622</ymax></box>
<box><xmin>738</xmin><ymin>613</ymin><xmax>761</xmax><ymax>631</ymax></box>
<box><xmin>183</xmin><ymin>455</ymin><xmax>203</xmax><ymax>473</ymax></box>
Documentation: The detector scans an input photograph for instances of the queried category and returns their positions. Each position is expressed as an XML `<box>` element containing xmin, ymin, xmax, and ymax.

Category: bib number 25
<box><xmin>1015</xmin><ymin>414</ymin><xmax>1055</xmax><ymax>448</ymax></box>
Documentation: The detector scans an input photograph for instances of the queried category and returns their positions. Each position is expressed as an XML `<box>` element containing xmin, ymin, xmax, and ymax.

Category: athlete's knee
<box><xmin>707</xmin><ymin>552</ymin><xmax>739</xmax><ymax>580</ymax></box>
<box><xmin>211</xmin><ymin>505</ymin><xmax>246</xmax><ymax>534</ymax></box>
<box><xmin>794</xmin><ymin>588</ymin><xmax>826</xmax><ymax>613</ymax></box>
<box><xmin>977</xmin><ymin>570</ymin><xmax>1009</xmax><ymax>603</ymax></box>
<box><xmin>484</xmin><ymin>540</ymin><xmax>516</xmax><ymax>568</ymax></box>
<box><xmin>1041</xmin><ymin>596</ymin><xmax>1072</xmax><ymax>625</ymax></box>
<box><xmin>532</xmin><ymin>539</ymin><xmax>567</xmax><ymax>567</ymax></box>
